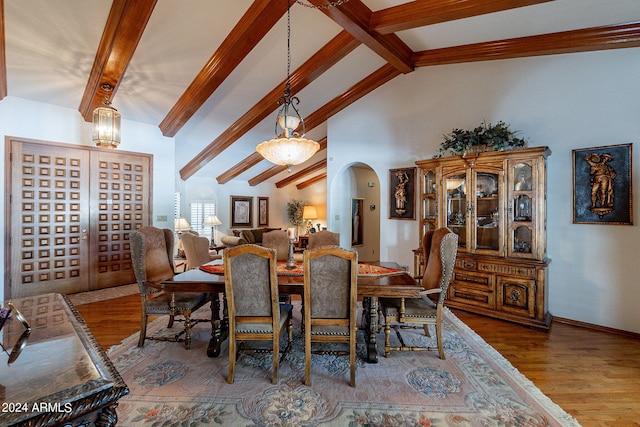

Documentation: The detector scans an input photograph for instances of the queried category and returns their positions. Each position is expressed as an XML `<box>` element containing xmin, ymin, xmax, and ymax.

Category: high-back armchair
<box><xmin>307</xmin><ymin>230</ymin><xmax>340</xmax><ymax>249</ymax></box>
<box><xmin>180</xmin><ymin>231</ymin><xmax>220</xmax><ymax>270</ymax></box>
<box><xmin>379</xmin><ymin>227</ymin><xmax>458</xmax><ymax>359</ymax></box>
<box><xmin>129</xmin><ymin>226</ymin><xmax>211</xmax><ymax>349</ymax></box>
<box><xmin>224</xmin><ymin>244</ymin><xmax>293</xmax><ymax>384</ymax></box>
<box><xmin>261</xmin><ymin>230</ymin><xmax>289</xmax><ymax>262</ymax></box>
<box><xmin>303</xmin><ymin>246</ymin><xmax>358</xmax><ymax>387</ymax></box>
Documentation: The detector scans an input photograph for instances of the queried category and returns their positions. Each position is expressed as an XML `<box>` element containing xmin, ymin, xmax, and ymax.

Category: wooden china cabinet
<box><xmin>415</xmin><ymin>146</ymin><xmax>552</xmax><ymax>330</ymax></box>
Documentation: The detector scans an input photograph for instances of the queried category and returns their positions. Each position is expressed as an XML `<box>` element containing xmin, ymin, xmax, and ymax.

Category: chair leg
<box><xmin>272</xmin><ymin>339</ymin><xmax>280</xmax><ymax>385</ymax></box>
<box><xmin>349</xmin><ymin>333</ymin><xmax>356</xmax><ymax>387</ymax></box>
<box><xmin>436</xmin><ymin>322</ymin><xmax>445</xmax><ymax>360</ymax></box>
<box><xmin>138</xmin><ymin>311</ymin><xmax>148</xmax><ymax>347</ymax></box>
<box><xmin>423</xmin><ymin>324</ymin><xmax>432</xmax><ymax>337</ymax></box>
<box><xmin>227</xmin><ymin>335</ymin><xmax>236</xmax><ymax>384</ymax></box>
<box><xmin>384</xmin><ymin>319</ymin><xmax>391</xmax><ymax>358</ymax></box>
<box><xmin>183</xmin><ymin>310</ymin><xmax>192</xmax><ymax>350</ymax></box>
<box><xmin>304</xmin><ymin>328</ymin><xmax>311</xmax><ymax>386</ymax></box>
<box><xmin>167</xmin><ymin>314</ymin><xmax>175</xmax><ymax>329</ymax></box>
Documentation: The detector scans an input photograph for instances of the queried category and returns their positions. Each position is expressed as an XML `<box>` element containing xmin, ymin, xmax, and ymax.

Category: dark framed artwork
<box><xmin>389</xmin><ymin>167</ymin><xmax>416</xmax><ymax>220</ymax></box>
<box><xmin>351</xmin><ymin>198</ymin><xmax>364</xmax><ymax>247</ymax></box>
<box><xmin>258</xmin><ymin>196</ymin><xmax>269</xmax><ymax>227</ymax></box>
<box><xmin>572</xmin><ymin>143</ymin><xmax>633</xmax><ymax>225</ymax></box>
<box><xmin>230</xmin><ymin>195</ymin><xmax>253</xmax><ymax>228</ymax></box>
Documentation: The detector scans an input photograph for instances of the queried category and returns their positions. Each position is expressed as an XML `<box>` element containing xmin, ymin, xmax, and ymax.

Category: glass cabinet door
<box><xmin>508</xmin><ymin>161</ymin><xmax>536</xmax><ymax>258</ymax></box>
<box><xmin>421</xmin><ymin>170</ymin><xmax>437</xmax><ymax>237</ymax></box>
<box><xmin>473</xmin><ymin>171</ymin><xmax>501</xmax><ymax>253</ymax></box>
<box><xmin>445</xmin><ymin>173</ymin><xmax>467</xmax><ymax>249</ymax></box>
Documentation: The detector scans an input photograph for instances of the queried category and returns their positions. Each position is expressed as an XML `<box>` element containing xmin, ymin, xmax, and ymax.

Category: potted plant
<box><xmin>436</xmin><ymin>120</ymin><xmax>527</xmax><ymax>158</ymax></box>
<box><xmin>286</xmin><ymin>199</ymin><xmax>306</xmax><ymax>230</ymax></box>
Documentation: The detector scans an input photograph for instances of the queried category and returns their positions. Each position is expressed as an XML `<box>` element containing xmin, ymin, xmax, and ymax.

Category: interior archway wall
<box><xmin>328</xmin><ymin>162</ymin><xmax>380</xmax><ymax>262</ymax></box>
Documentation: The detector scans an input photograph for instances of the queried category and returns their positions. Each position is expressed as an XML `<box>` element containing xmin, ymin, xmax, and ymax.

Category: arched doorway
<box><xmin>328</xmin><ymin>162</ymin><xmax>380</xmax><ymax>262</ymax></box>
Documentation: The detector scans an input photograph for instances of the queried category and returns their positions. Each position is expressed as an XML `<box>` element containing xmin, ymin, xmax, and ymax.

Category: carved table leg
<box><xmin>207</xmin><ymin>293</ymin><xmax>229</xmax><ymax>357</ymax></box>
<box><xmin>362</xmin><ymin>296</ymin><xmax>379</xmax><ymax>363</ymax></box>
<box><xmin>207</xmin><ymin>294</ymin><xmax>222</xmax><ymax>357</ymax></box>
<box><xmin>95</xmin><ymin>402</ymin><xmax>119</xmax><ymax>427</ymax></box>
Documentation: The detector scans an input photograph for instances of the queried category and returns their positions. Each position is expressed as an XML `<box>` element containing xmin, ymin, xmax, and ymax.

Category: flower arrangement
<box><xmin>436</xmin><ymin>120</ymin><xmax>527</xmax><ymax>158</ymax></box>
<box><xmin>286</xmin><ymin>199</ymin><xmax>306</xmax><ymax>227</ymax></box>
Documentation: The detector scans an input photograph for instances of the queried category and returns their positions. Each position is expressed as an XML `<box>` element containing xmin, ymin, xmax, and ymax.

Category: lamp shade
<box><xmin>92</xmin><ymin>105</ymin><xmax>121</xmax><ymax>148</ymax></box>
<box><xmin>302</xmin><ymin>206</ymin><xmax>317</xmax><ymax>220</ymax></box>
<box><xmin>203</xmin><ymin>215</ymin><xmax>222</xmax><ymax>227</ymax></box>
<box><xmin>174</xmin><ymin>217</ymin><xmax>191</xmax><ymax>232</ymax></box>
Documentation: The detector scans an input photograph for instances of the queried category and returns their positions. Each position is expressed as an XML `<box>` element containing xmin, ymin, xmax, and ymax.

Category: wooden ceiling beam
<box><xmin>160</xmin><ymin>0</ymin><xmax>295</xmax><ymax>137</ymax></box>
<box><xmin>248</xmin><ymin>137</ymin><xmax>327</xmax><ymax>186</ymax></box>
<box><xmin>181</xmin><ymin>31</ymin><xmax>359</xmax><ymax>181</ymax></box>
<box><xmin>216</xmin><ymin>64</ymin><xmax>400</xmax><ymax>183</ymax></box>
<box><xmin>370</xmin><ymin>0</ymin><xmax>553</xmax><ymax>34</ymax></box>
<box><xmin>413</xmin><ymin>21</ymin><xmax>640</xmax><ymax>66</ymax></box>
<box><xmin>78</xmin><ymin>0</ymin><xmax>157</xmax><ymax>121</ymax></box>
<box><xmin>308</xmin><ymin>0</ymin><xmax>414</xmax><ymax>73</ymax></box>
<box><xmin>297</xmin><ymin>173</ymin><xmax>327</xmax><ymax>190</ymax></box>
<box><xmin>276</xmin><ymin>159</ymin><xmax>327</xmax><ymax>188</ymax></box>
<box><xmin>0</xmin><ymin>0</ymin><xmax>6</xmax><ymax>100</ymax></box>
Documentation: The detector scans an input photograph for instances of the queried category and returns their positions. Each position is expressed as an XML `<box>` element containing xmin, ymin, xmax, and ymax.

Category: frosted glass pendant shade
<box><xmin>256</xmin><ymin>136</ymin><xmax>320</xmax><ymax>167</ymax></box>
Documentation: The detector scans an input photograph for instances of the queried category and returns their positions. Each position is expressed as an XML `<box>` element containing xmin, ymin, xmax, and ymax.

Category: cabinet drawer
<box><xmin>497</xmin><ymin>276</ymin><xmax>535</xmax><ymax>318</ymax></box>
<box><xmin>448</xmin><ymin>284</ymin><xmax>495</xmax><ymax>309</ymax></box>
<box><xmin>452</xmin><ymin>270</ymin><xmax>492</xmax><ymax>291</ymax></box>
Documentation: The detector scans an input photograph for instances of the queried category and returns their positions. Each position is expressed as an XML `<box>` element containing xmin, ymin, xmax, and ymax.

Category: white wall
<box><xmin>327</xmin><ymin>47</ymin><xmax>640</xmax><ymax>334</ymax></box>
<box><xmin>1</xmin><ymin>96</ymin><xmax>176</xmax><ymax>301</ymax></box>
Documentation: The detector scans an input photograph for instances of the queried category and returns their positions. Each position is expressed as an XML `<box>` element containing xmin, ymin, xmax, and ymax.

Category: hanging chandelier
<box><xmin>92</xmin><ymin>84</ymin><xmax>121</xmax><ymax>149</ymax></box>
<box><xmin>256</xmin><ymin>0</ymin><xmax>320</xmax><ymax>171</ymax></box>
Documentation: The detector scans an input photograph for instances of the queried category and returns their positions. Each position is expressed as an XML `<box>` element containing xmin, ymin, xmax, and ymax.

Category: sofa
<box><xmin>220</xmin><ymin>227</ymin><xmax>281</xmax><ymax>247</ymax></box>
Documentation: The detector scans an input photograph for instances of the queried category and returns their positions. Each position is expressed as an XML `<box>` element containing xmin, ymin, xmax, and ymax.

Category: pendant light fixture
<box><xmin>256</xmin><ymin>0</ymin><xmax>320</xmax><ymax>171</ymax></box>
<box><xmin>92</xmin><ymin>84</ymin><xmax>121</xmax><ymax>149</ymax></box>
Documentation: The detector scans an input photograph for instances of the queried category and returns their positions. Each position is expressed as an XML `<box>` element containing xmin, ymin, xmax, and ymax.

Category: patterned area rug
<box><xmin>108</xmin><ymin>304</ymin><xmax>581</xmax><ymax>427</ymax></box>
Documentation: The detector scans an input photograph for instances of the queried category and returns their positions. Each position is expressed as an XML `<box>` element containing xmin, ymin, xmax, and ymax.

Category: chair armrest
<box><xmin>419</xmin><ymin>288</ymin><xmax>441</xmax><ymax>296</ymax></box>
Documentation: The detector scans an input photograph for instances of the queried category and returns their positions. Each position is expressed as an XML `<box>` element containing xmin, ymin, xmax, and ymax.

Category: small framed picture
<box><xmin>572</xmin><ymin>143</ymin><xmax>633</xmax><ymax>225</ymax></box>
<box><xmin>258</xmin><ymin>197</ymin><xmax>269</xmax><ymax>226</ymax></box>
<box><xmin>351</xmin><ymin>198</ymin><xmax>364</xmax><ymax>247</ymax></box>
<box><xmin>389</xmin><ymin>167</ymin><xmax>416</xmax><ymax>220</ymax></box>
<box><xmin>230</xmin><ymin>196</ymin><xmax>253</xmax><ymax>228</ymax></box>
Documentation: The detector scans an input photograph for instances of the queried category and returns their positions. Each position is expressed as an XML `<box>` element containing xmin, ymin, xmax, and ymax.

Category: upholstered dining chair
<box><xmin>224</xmin><ymin>244</ymin><xmax>293</xmax><ymax>384</ymax></box>
<box><xmin>379</xmin><ymin>227</ymin><xmax>458</xmax><ymax>360</ymax></box>
<box><xmin>307</xmin><ymin>230</ymin><xmax>340</xmax><ymax>249</ymax></box>
<box><xmin>303</xmin><ymin>246</ymin><xmax>358</xmax><ymax>387</ymax></box>
<box><xmin>129</xmin><ymin>226</ymin><xmax>211</xmax><ymax>349</ymax></box>
<box><xmin>261</xmin><ymin>230</ymin><xmax>289</xmax><ymax>261</ymax></box>
<box><xmin>180</xmin><ymin>231</ymin><xmax>221</xmax><ymax>270</ymax></box>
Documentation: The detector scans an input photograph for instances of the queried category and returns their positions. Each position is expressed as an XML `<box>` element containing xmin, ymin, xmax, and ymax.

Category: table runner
<box><xmin>199</xmin><ymin>261</ymin><xmax>405</xmax><ymax>277</ymax></box>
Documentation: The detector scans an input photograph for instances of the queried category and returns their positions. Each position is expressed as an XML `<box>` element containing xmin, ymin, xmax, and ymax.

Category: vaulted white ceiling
<box><xmin>3</xmin><ymin>0</ymin><xmax>640</xmax><ymax>185</ymax></box>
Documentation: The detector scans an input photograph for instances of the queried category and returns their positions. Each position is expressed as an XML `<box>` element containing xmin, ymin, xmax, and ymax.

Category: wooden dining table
<box><xmin>159</xmin><ymin>261</ymin><xmax>421</xmax><ymax>363</ymax></box>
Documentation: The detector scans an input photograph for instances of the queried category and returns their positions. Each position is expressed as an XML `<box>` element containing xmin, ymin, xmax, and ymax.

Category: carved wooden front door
<box><xmin>7</xmin><ymin>138</ymin><xmax>152</xmax><ymax>298</ymax></box>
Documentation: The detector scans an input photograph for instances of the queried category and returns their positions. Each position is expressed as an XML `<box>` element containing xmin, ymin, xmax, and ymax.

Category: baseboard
<box><xmin>553</xmin><ymin>316</ymin><xmax>640</xmax><ymax>340</ymax></box>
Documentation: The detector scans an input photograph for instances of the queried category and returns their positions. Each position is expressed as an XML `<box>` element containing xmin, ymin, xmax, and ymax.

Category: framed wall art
<box><xmin>389</xmin><ymin>167</ymin><xmax>416</xmax><ymax>220</ymax></box>
<box><xmin>572</xmin><ymin>143</ymin><xmax>633</xmax><ymax>225</ymax></box>
<box><xmin>230</xmin><ymin>195</ymin><xmax>253</xmax><ymax>228</ymax></box>
<box><xmin>258</xmin><ymin>197</ymin><xmax>269</xmax><ymax>227</ymax></box>
<box><xmin>351</xmin><ymin>198</ymin><xmax>364</xmax><ymax>247</ymax></box>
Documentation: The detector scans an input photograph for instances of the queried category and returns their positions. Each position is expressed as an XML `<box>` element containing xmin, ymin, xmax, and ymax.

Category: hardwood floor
<box><xmin>75</xmin><ymin>294</ymin><xmax>640</xmax><ymax>427</ymax></box>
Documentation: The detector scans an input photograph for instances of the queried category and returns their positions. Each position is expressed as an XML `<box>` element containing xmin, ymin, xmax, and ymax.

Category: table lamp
<box><xmin>302</xmin><ymin>205</ymin><xmax>317</xmax><ymax>235</ymax></box>
<box><xmin>203</xmin><ymin>215</ymin><xmax>222</xmax><ymax>246</ymax></box>
<box><xmin>174</xmin><ymin>218</ymin><xmax>191</xmax><ymax>257</ymax></box>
